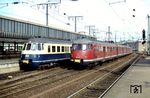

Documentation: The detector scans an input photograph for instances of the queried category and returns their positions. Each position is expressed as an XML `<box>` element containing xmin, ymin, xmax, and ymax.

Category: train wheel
<box><xmin>88</xmin><ymin>64</ymin><xmax>94</xmax><ymax>70</ymax></box>
<box><xmin>39</xmin><ymin>65</ymin><xmax>45</xmax><ymax>70</ymax></box>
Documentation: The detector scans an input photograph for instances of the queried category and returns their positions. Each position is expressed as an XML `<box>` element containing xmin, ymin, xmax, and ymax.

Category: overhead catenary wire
<box><xmin>103</xmin><ymin>0</ymin><xmax>142</xmax><ymax>42</ymax></box>
<box><xmin>0</xmin><ymin>1</ymin><xmax>73</xmax><ymax>27</ymax></box>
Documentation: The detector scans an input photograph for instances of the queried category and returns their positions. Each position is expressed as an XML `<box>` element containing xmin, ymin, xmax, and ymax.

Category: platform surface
<box><xmin>0</xmin><ymin>58</ymin><xmax>19</xmax><ymax>74</ymax></box>
<box><xmin>0</xmin><ymin>58</ymin><xmax>19</xmax><ymax>65</ymax></box>
<box><xmin>103</xmin><ymin>56</ymin><xmax>150</xmax><ymax>98</ymax></box>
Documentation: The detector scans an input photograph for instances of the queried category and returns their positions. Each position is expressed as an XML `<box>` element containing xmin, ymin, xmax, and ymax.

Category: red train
<box><xmin>71</xmin><ymin>38</ymin><xmax>132</xmax><ymax>65</ymax></box>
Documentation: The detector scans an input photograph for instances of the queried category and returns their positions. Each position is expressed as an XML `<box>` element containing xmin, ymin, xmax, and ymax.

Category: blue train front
<box><xmin>19</xmin><ymin>38</ymin><xmax>72</xmax><ymax>70</ymax></box>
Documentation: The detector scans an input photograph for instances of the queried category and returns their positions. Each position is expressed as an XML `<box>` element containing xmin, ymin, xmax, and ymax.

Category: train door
<box><xmin>116</xmin><ymin>46</ymin><xmax>119</xmax><ymax>56</ymax></box>
<box><xmin>93</xmin><ymin>44</ymin><xmax>98</xmax><ymax>58</ymax></box>
<box><xmin>103</xmin><ymin>46</ymin><xmax>106</xmax><ymax>58</ymax></box>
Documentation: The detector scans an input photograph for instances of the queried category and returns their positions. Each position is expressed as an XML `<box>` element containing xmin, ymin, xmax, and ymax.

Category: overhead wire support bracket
<box><xmin>68</xmin><ymin>16</ymin><xmax>83</xmax><ymax>32</ymax></box>
<box><xmin>109</xmin><ymin>0</ymin><xmax>126</xmax><ymax>5</ymax></box>
<box><xmin>0</xmin><ymin>2</ymin><xmax>28</xmax><ymax>9</ymax></box>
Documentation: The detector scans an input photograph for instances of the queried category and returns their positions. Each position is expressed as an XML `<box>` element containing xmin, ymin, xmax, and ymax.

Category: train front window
<box><xmin>72</xmin><ymin>44</ymin><xmax>91</xmax><ymax>50</ymax></box>
<box><xmin>26</xmin><ymin>43</ymin><xmax>31</xmax><ymax>50</ymax></box>
<box><xmin>82</xmin><ymin>44</ymin><xmax>87</xmax><ymax>51</ymax></box>
<box><xmin>82</xmin><ymin>44</ymin><xmax>91</xmax><ymax>50</ymax></box>
<box><xmin>22</xmin><ymin>44</ymin><xmax>26</xmax><ymax>50</ymax></box>
<box><xmin>31</xmin><ymin>43</ymin><xmax>37</xmax><ymax>50</ymax></box>
<box><xmin>72</xmin><ymin>44</ymin><xmax>82</xmax><ymax>50</ymax></box>
<box><xmin>38</xmin><ymin>44</ymin><xmax>41</xmax><ymax>50</ymax></box>
<box><xmin>31</xmin><ymin>43</ymin><xmax>42</xmax><ymax>50</ymax></box>
<box><xmin>26</xmin><ymin>43</ymin><xmax>42</xmax><ymax>50</ymax></box>
<box><xmin>42</xmin><ymin>44</ymin><xmax>44</xmax><ymax>50</ymax></box>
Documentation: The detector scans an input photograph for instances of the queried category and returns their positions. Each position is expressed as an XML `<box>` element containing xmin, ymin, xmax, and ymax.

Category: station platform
<box><xmin>0</xmin><ymin>58</ymin><xmax>20</xmax><ymax>74</ymax></box>
<box><xmin>102</xmin><ymin>56</ymin><xmax>150</xmax><ymax>98</ymax></box>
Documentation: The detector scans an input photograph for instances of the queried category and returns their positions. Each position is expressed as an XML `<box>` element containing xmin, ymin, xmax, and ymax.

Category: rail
<box><xmin>67</xmin><ymin>54</ymin><xmax>140</xmax><ymax>98</ymax></box>
<box><xmin>99</xmin><ymin>54</ymin><xmax>141</xmax><ymax>98</ymax></box>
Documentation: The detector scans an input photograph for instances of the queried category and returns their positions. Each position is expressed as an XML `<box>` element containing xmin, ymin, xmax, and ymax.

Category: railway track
<box><xmin>0</xmin><ymin>54</ymin><xmax>138</xmax><ymax>98</ymax></box>
<box><xmin>67</xmin><ymin>54</ymin><xmax>140</xmax><ymax>98</ymax></box>
<box><xmin>0</xmin><ymin>67</ymin><xmax>79</xmax><ymax>98</ymax></box>
<box><xmin>0</xmin><ymin>71</ymin><xmax>23</xmax><ymax>80</ymax></box>
<box><xmin>98</xmin><ymin>55</ymin><xmax>141</xmax><ymax>98</ymax></box>
<box><xmin>29</xmin><ymin>54</ymin><xmax>137</xmax><ymax>98</ymax></box>
<box><xmin>0</xmin><ymin>67</ymin><xmax>61</xmax><ymax>84</ymax></box>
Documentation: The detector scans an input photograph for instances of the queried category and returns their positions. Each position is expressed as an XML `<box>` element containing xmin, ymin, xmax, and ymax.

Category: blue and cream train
<box><xmin>19</xmin><ymin>38</ymin><xmax>72</xmax><ymax>70</ymax></box>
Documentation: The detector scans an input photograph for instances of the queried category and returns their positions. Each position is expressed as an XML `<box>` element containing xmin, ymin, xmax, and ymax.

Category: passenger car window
<box><xmin>48</xmin><ymin>46</ymin><xmax>50</xmax><ymax>52</ymax></box>
<box><xmin>52</xmin><ymin>46</ymin><xmax>55</xmax><ymax>52</ymax></box>
<box><xmin>57</xmin><ymin>46</ymin><xmax>60</xmax><ymax>52</ymax></box>
<box><xmin>65</xmin><ymin>47</ymin><xmax>69</xmax><ymax>52</ymax></box>
<box><xmin>62</xmin><ymin>46</ymin><xmax>64</xmax><ymax>52</ymax></box>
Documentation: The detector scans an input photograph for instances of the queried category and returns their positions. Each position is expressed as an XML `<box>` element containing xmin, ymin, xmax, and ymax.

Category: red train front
<box><xmin>71</xmin><ymin>39</ymin><xmax>94</xmax><ymax>64</ymax></box>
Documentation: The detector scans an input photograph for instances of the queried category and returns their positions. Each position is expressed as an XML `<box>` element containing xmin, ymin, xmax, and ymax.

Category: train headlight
<box><xmin>74</xmin><ymin>59</ymin><xmax>81</xmax><ymax>63</ymax></box>
<box><xmin>22</xmin><ymin>60</ymin><xmax>29</xmax><ymax>64</ymax></box>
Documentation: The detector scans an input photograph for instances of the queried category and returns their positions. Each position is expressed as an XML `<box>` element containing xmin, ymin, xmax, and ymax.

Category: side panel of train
<box><xmin>71</xmin><ymin>42</ymin><xmax>132</xmax><ymax>65</ymax></box>
<box><xmin>19</xmin><ymin>42</ymin><xmax>71</xmax><ymax>70</ymax></box>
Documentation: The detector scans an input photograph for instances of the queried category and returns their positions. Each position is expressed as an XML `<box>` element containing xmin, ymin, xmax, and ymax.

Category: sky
<box><xmin>0</xmin><ymin>0</ymin><xmax>150</xmax><ymax>42</ymax></box>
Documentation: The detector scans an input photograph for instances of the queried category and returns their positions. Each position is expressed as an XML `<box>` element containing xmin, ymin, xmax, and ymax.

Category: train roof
<box><xmin>26</xmin><ymin>38</ymin><xmax>72</xmax><ymax>44</ymax></box>
<box><xmin>73</xmin><ymin>38</ymin><xmax>131</xmax><ymax>47</ymax></box>
<box><xmin>73</xmin><ymin>38</ymin><xmax>94</xmax><ymax>44</ymax></box>
<box><xmin>73</xmin><ymin>38</ymin><xmax>113</xmax><ymax>45</ymax></box>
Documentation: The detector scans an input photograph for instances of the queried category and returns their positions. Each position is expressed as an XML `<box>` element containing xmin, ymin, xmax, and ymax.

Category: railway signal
<box><xmin>142</xmin><ymin>40</ymin><xmax>146</xmax><ymax>45</ymax></box>
<box><xmin>142</xmin><ymin>29</ymin><xmax>146</xmax><ymax>44</ymax></box>
<box><xmin>142</xmin><ymin>29</ymin><xmax>146</xmax><ymax>40</ymax></box>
